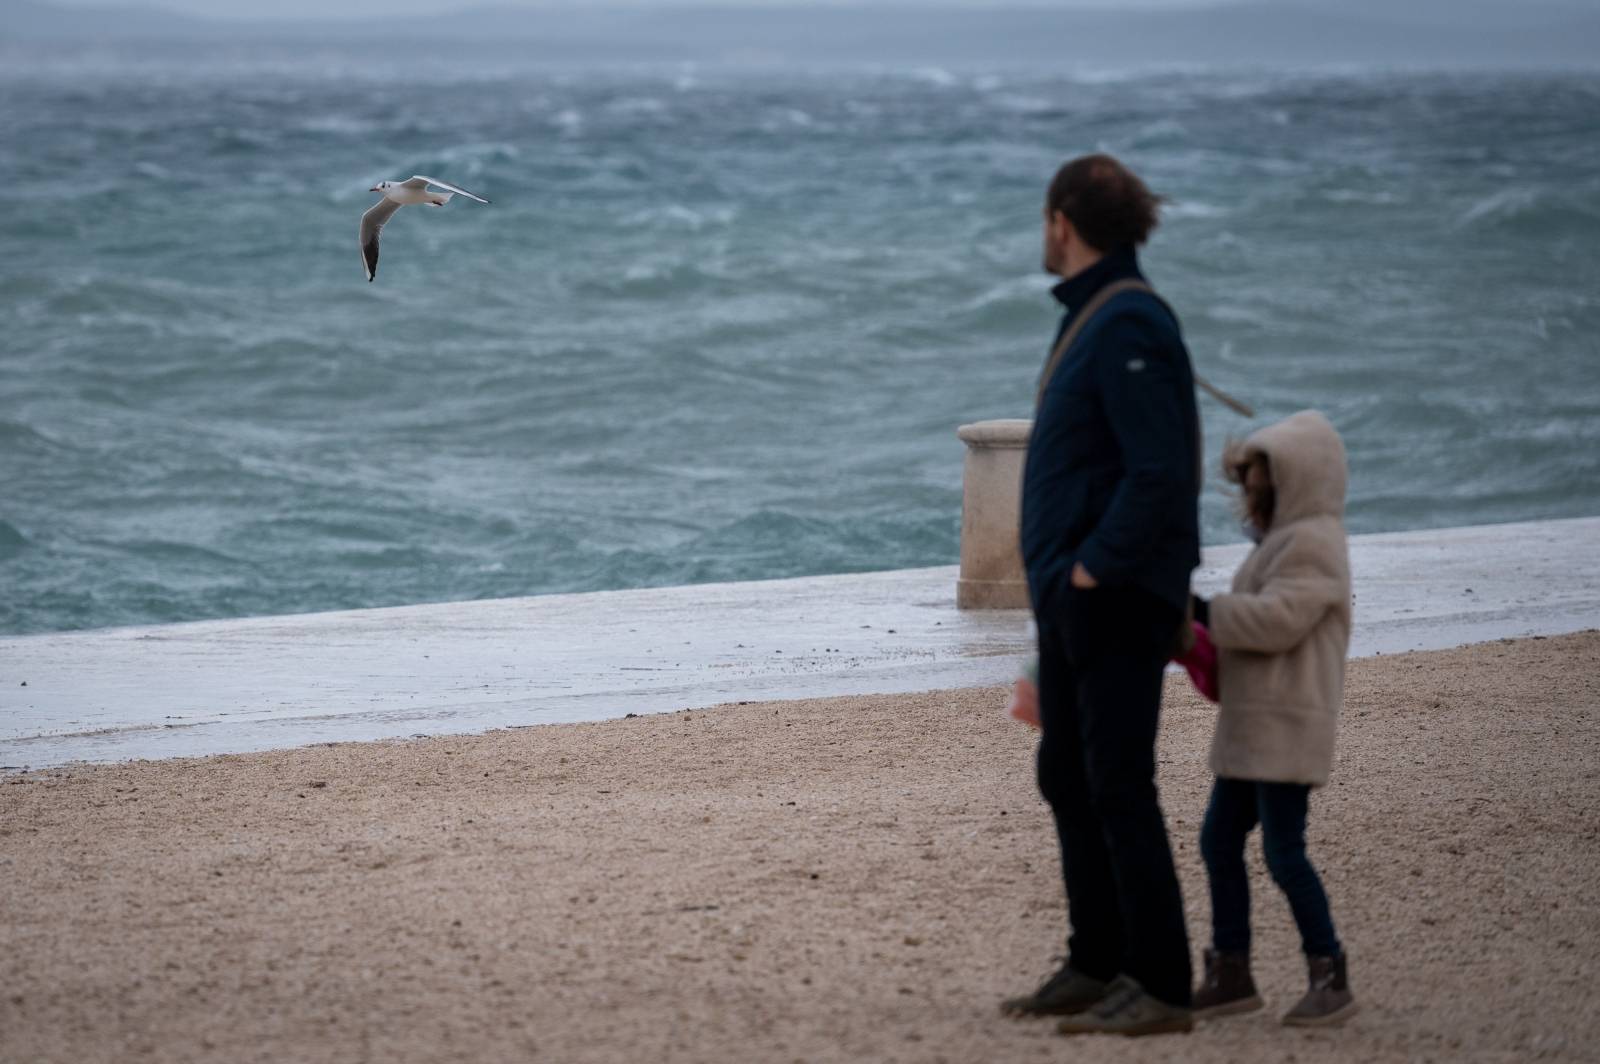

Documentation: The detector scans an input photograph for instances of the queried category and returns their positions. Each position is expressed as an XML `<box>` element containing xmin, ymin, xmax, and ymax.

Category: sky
<box><xmin>51</xmin><ymin>0</ymin><xmax>1225</xmax><ymax>17</ymax></box>
<box><xmin>36</xmin><ymin>0</ymin><xmax>1596</xmax><ymax>21</ymax></box>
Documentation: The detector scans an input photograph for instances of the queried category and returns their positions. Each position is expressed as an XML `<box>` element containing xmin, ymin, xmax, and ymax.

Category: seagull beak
<box><xmin>369</xmin><ymin>185</ymin><xmax>381</xmax><ymax>192</ymax></box>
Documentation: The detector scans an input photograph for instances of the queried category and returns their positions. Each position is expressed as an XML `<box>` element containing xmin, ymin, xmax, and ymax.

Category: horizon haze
<box><xmin>5</xmin><ymin>0</ymin><xmax>1599</xmax><ymax>67</ymax></box>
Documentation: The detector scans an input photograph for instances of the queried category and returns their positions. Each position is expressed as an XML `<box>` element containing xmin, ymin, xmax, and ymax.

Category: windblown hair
<box><xmin>1223</xmin><ymin>443</ymin><xmax>1276</xmax><ymax>533</ymax></box>
<box><xmin>1046</xmin><ymin>154</ymin><xmax>1163</xmax><ymax>252</ymax></box>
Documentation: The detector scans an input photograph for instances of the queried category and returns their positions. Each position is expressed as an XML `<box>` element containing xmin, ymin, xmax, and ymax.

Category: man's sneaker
<box><xmin>1000</xmin><ymin>962</ymin><xmax>1109</xmax><ymax>1017</ymax></box>
<box><xmin>1282</xmin><ymin>952</ymin><xmax>1359</xmax><ymax>1027</ymax></box>
<box><xmin>1055</xmin><ymin>975</ymin><xmax>1194</xmax><ymax>1037</ymax></box>
<box><xmin>1193</xmin><ymin>948</ymin><xmax>1264</xmax><ymax>1020</ymax></box>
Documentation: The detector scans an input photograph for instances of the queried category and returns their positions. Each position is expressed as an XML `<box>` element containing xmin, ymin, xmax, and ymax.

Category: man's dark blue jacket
<box><xmin>1021</xmin><ymin>246</ymin><xmax>1201</xmax><ymax>617</ymax></box>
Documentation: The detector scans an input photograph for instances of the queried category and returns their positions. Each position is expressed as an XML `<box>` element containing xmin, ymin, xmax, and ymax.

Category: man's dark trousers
<box><xmin>1036</xmin><ymin>584</ymin><xmax>1193</xmax><ymax>1008</ymax></box>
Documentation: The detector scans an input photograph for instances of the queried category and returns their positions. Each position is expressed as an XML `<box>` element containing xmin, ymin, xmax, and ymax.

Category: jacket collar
<box><xmin>1050</xmin><ymin>244</ymin><xmax>1144</xmax><ymax>316</ymax></box>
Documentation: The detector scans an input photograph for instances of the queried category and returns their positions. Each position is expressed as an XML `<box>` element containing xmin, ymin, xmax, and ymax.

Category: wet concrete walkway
<box><xmin>3</xmin><ymin>517</ymin><xmax>1597</xmax><ymax>769</ymax></box>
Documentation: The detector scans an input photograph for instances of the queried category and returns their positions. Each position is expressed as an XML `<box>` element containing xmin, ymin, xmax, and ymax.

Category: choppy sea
<box><xmin>2</xmin><ymin>46</ymin><xmax>1597</xmax><ymax>635</ymax></box>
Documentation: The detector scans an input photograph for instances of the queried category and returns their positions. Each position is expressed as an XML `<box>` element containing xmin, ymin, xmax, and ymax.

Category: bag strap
<box><xmin>1035</xmin><ymin>278</ymin><xmax>1152</xmax><ymax>408</ymax></box>
<box><xmin>1035</xmin><ymin>278</ymin><xmax>1254</xmax><ymax>418</ymax></box>
<box><xmin>1195</xmin><ymin>374</ymin><xmax>1253</xmax><ymax>419</ymax></box>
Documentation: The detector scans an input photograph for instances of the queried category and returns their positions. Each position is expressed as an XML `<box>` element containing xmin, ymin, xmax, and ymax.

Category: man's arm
<box><xmin>1073</xmin><ymin>309</ymin><xmax>1195</xmax><ymax>587</ymax></box>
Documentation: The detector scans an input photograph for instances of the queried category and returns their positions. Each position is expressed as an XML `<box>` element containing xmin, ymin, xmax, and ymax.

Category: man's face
<box><xmin>1041</xmin><ymin>207</ymin><xmax>1070</xmax><ymax>276</ymax></box>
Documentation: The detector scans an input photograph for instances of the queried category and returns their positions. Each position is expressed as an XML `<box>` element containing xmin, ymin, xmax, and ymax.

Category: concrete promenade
<box><xmin>3</xmin><ymin>516</ymin><xmax>1597</xmax><ymax>770</ymax></box>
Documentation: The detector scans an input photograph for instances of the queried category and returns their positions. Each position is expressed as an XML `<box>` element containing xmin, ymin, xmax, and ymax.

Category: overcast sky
<box><xmin>38</xmin><ymin>0</ymin><xmax>1597</xmax><ymax>20</ymax></box>
<box><xmin>28</xmin><ymin>0</ymin><xmax>1337</xmax><ymax>20</ymax></box>
<box><xmin>36</xmin><ymin>0</ymin><xmax>1272</xmax><ymax>20</ymax></box>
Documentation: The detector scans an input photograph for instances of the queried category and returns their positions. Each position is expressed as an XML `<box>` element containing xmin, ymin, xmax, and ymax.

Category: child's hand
<box><xmin>1008</xmin><ymin>676</ymin><xmax>1041</xmax><ymax>729</ymax></box>
<box><xmin>1071</xmin><ymin>562</ymin><xmax>1099</xmax><ymax>589</ymax></box>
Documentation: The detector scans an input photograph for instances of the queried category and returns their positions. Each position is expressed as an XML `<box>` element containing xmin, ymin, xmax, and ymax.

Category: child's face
<box><xmin>1244</xmin><ymin>457</ymin><xmax>1275</xmax><ymax>532</ymax></box>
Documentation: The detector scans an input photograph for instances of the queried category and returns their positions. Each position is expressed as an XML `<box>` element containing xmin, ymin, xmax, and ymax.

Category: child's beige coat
<box><xmin>1209</xmin><ymin>410</ymin><xmax>1352</xmax><ymax>786</ymax></box>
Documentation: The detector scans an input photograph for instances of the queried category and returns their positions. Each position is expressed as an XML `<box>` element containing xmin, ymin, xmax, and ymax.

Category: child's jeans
<box><xmin>1200</xmin><ymin>777</ymin><xmax>1342</xmax><ymax>957</ymax></box>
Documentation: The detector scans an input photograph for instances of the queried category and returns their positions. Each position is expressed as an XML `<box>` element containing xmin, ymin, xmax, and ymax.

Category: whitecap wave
<box><xmin>1322</xmin><ymin>189</ymin><xmax>1399</xmax><ymax>205</ymax></box>
<box><xmin>1453</xmin><ymin>186</ymin><xmax>1585</xmax><ymax>229</ymax></box>
<box><xmin>1164</xmin><ymin>200</ymin><xmax>1229</xmax><ymax>220</ymax></box>
<box><xmin>300</xmin><ymin>114</ymin><xmax>378</xmax><ymax>136</ymax></box>
<box><xmin>959</xmin><ymin>275</ymin><xmax>1051</xmax><ymax>315</ymax></box>
<box><xmin>912</xmin><ymin>67</ymin><xmax>959</xmax><ymax>88</ymax></box>
<box><xmin>622</xmin><ymin>204</ymin><xmax>737</xmax><ymax>231</ymax></box>
<box><xmin>989</xmin><ymin>93</ymin><xmax>1058</xmax><ymax>115</ymax></box>
<box><xmin>606</xmin><ymin>96</ymin><xmax>670</xmax><ymax>117</ymax></box>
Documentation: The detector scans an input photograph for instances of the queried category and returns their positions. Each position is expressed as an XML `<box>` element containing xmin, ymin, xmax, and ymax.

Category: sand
<box><xmin>2</xmin><ymin>631</ymin><xmax>1598</xmax><ymax>1064</ymax></box>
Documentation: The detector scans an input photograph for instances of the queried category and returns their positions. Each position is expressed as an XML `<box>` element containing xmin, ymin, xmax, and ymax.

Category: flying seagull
<box><xmin>360</xmin><ymin>175</ymin><xmax>490</xmax><ymax>282</ymax></box>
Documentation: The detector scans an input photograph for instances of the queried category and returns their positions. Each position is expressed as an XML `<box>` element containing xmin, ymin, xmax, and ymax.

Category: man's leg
<box><xmin>1067</xmin><ymin>587</ymin><xmax>1192</xmax><ymax>1008</ymax></box>
<box><xmin>1035</xmin><ymin>619</ymin><xmax>1122</xmax><ymax>983</ymax></box>
<box><xmin>1001</xmin><ymin>617</ymin><xmax>1119</xmax><ymax>1017</ymax></box>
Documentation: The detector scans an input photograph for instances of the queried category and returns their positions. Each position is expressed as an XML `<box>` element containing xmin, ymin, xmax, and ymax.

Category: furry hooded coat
<box><xmin>1208</xmin><ymin>410</ymin><xmax>1352</xmax><ymax>787</ymax></box>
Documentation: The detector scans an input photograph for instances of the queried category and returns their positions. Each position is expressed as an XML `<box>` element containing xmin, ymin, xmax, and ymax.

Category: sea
<box><xmin>2</xmin><ymin>46</ymin><xmax>1598</xmax><ymax>636</ymax></box>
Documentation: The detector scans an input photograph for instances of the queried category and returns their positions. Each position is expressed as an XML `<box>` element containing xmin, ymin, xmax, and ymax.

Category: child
<box><xmin>1190</xmin><ymin>410</ymin><xmax>1357</xmax><ymax>1027</ymax></box>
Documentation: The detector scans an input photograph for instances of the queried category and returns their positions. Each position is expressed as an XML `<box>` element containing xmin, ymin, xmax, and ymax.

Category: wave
<box><xmin>1320</xmin><ymin>189</ymin><xmax>1400</xmax><ymax>205</ymax></box>
<box><xmin>1128</xmin><ymin>117</ymin><xmax>1189</xmax><ymax>147</ymax></box>
<box><xmin>0</xmin><ymin>419</ymin><xmax>74</xmax><ymax>456</ymax></box>
<box><xmin>88</xmin><ymin>539</ymin><xmax>249</xmax><ymax>568</ymax></box>
<box><xmin>0</xmin><ymin>521</ymin><xmax>32</xmax><ymax>561</ymax></box>
<box><xmin>299</xmin><ymin>114</ymin><xmax>381</xmax><ymax>136</ymax></box>
<box><xmin>1458</xmin><ymin>187</ymin><xmax>1546</xmax><ymax>227</ymax></box>
<box><xmin>573</xmin><ymin>258</ymin><xmax>727</xmax><ymax>299</ymax></box>
<box><xmin>1163</xmin><ymin>200</ymin><xmax>1230</xmax><ymax>220</ymax></box>
<box><xmin>987</xmin><ymin>93</ymin><xmax>1061</xmax><ymax>115</ymax></box>
<box><xmin>621</xmin><ymin>204</ymin><xmax>738</xmax><ymax>231</ymax></box>
<box><xmin>5</xmin><ymin>67</ymin><xmax>1599</xmax><ymax>637</ymax></box>
<box><xmin>1455</xmin><ymin>185</ymin><xmax>1600</xmax><ymax>231</ymax></box>
<box><xmin>605</xmin><ymin>96</ymin><xmax>670</xmax><ymax>117</ymax></box>
<box><xmin>583</xmin><ymin>508</ymin><xmax>958</xmax><ymax>593</ymax></box>
<box><xmin>207</xmin><ymin>128</ymin><xmax>276</xmax><ymax>155</ymax></box>
<box><xmin>910</xmin><ymin>67</ymin><xmax>958</xmax><ymax>88</ymax></box>
<box><xmin>955</xmin><ymin>275</ymin><xmax>1053</xmax><ymax>323</ymax></box>
<box><xmin>761</xmin><ymin>108</ymin><xmax>818</xmax><ymax>132</ymax></box>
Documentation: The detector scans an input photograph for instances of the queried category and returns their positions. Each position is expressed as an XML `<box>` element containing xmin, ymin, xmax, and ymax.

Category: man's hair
<box><xmin>1046</xmin><ymin>154</ymin><xmax>1163</xmax><ymax>252</ymax></box>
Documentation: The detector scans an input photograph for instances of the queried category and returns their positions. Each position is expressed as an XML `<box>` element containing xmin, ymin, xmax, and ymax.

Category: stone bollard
<box><xmin>956</xmin><ymin>419</ymin><xmax>1033</xmax><ymax>609</ymax></box>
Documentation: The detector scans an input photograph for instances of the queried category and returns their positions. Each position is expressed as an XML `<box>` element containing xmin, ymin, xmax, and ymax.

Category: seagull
<box><xmin>359</xmin><ymin>175</ymin><xmax>490</xmax><ymax>283</ymax></box>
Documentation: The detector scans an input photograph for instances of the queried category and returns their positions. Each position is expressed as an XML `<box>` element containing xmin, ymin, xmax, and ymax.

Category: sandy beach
<box><xmin>3</xmin><ymin>631</ymin><xmax>1597</xmax><ymax>1063</ymax></box>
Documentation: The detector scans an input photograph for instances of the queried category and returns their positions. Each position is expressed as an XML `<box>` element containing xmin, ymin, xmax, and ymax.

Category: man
<box><xmin>1002</xmin><ymin>154</ymin><xmax>1200</xmax><ymax>1037</ymax></box>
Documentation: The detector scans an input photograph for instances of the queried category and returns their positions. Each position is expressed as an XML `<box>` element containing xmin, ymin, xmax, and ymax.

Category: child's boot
<box><xmin>1192</xmin><ymin>949</ymin><xmax>1263</xmax><ymax>1019</ymax></box>
<box><xmin>1282</xmin><ymin>952</ymin><xmax>1358</xmax><ymax>1026</ymax></box>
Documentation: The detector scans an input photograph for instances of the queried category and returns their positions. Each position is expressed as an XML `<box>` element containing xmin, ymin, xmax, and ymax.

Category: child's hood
<box><xmin>1234</xmin><ymin>410</ymin><xmax>1347</xmax><ymax>525</ymax></box>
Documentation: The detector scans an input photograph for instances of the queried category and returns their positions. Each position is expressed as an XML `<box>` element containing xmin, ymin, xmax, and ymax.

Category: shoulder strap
<box><xmin>1034</xmin><ymin>278</ymin><xmax>1151</xmax><ymax>408</ymax></box>
<box><xmin>1034</xmin><ymin>278</ymin><xmax>1254</xmax><ymax>418</ymax></box>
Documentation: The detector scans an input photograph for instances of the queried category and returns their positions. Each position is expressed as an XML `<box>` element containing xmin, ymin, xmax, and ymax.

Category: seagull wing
<box><xmin>359</xmin><ymin>197</ymin><xmax>404</xmax><ymax>283</ymax></box>
<box><xmin>411</xmin><ymin>174</ymin><xmax>490</xmax><ymax>204</ymax></box>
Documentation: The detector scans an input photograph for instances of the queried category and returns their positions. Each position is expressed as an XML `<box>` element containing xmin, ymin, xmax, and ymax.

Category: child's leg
<box><xmin>1198</xmin><ymin>777</ymin><xmax>1259</xmax><ymax>953</ymax></box>
<box><xmin>1255</xmin><ymin>783</ymin><xmax>1341</xmax><ymax>957</ymax></box>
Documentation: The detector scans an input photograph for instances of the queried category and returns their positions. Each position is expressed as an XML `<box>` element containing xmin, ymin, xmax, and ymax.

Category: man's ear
<box><xmin>1048</xmin><ymin>210</ymin><xmax>1074</xmax><ymax>249</ymax></box>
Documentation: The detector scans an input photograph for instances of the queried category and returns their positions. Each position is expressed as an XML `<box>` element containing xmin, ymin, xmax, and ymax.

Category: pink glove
<box><xmin>1173</xmin><ymin>621</ymin><xmax>1220</xmax><ymax>703</ymax></box>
